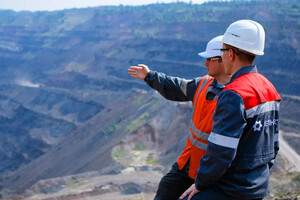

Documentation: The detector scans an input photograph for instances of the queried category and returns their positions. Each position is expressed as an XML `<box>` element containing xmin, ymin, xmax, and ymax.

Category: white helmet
<box><xmin>198</xmin><ymin>35</ymin><xmax>223</xmax><ymax>58</ymax></box>
<box><xmin>220</xmin><ymin>20</ymin><xmax>265</xmax><ymax>55</ymax></box>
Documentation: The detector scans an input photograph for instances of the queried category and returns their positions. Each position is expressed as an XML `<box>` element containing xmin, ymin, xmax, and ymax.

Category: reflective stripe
<box><xmin>246</xmin><ymin>101</ymin><xmax>280</xmax><ymax>118</ymax></box>
<box><xmin>187</xmin><ymin>75</ymin><xmax>212</xmax><ymax>151</ymax></box>
<box><xmin>192</xmin><ymin>76</ymin><xmax>211</xmax><ymax>115</ymax></box>
<box><xmin>191</xmin><ymin>122</ymin><xmax>209</xmax><ymax>141</ymax></box>
<box><xmin>274</xmin><ymin>133</ymin><xmax>279</xmax><ymax>142</ymax></box>
<box><xmin>180</xmin><ymin>79</ymin><xmax>192</xmax><ymax>96</ymax></box>
<box><xmin>189</xmin><ymin>133</ymin><xmax>208</xmax><ymax>150</ymax></box>
<box><xmin>208</xmin><ymin>132</ymin><xmax>239</xmax><ymax>149</ymax></box>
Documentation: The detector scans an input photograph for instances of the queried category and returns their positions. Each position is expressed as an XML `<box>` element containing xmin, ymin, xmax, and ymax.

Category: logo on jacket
<box><xmin>253</xmin><ymin>121</ymin><xmax>263</xmax><ymax>131</ymax></box>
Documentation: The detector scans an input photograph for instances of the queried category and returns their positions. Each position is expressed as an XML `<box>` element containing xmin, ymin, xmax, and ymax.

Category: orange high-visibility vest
<box><xmin>177</xmin><ymin>75</ymin><xmax>217</xmax><ymax>179</ymax></box>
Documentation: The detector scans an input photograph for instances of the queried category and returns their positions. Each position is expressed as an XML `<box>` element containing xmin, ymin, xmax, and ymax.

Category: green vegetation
<box><xmin>276</xmin><ymin>171</ymin><xmax>300</xmax><ymax>179</ymax></box>
<box><xmin>284</xmin><ymin>120</ymin><xmax>290</xmax><ymax>126</ymax></box>
<box><xmin>275</xmin><ymin>190</ymin><xmax>300</xmax><ymax>200</ymax></box>
<box><xmin>297</xmin><ymin>20</ymin><xmax>300</xmax><ymax>30</ymax></box>
<box><xmin>134</xmin><ymin>143</ymin><xmax>146</xmax><ymax>151</ymax></box>
<box><xmin>112</xmin><ymin>149</ymin><xmax>133</xmax><ymax>167</ymax></box>
<box><xmin>275</xmin><ymin>191</ymin><xmax>284</xmax><ymax>197</ymax></box>
<box><xmin>293</xmin><ymin>173</ymin><xmax>300</xmax><ymax>182</ymax></box>
<box><xmin>146</xmin><ymin>154</ymin><xmax>157</xmax><ymax>165</ymax></box>
<box><xmin>105</xmin><ymin>115</ymin><xmax>123</xmax><ymax>134</ymax></box>
<box><xmin>271</xmin><ymin>172</ymin><xmax>300</xmax><ymax>199</ymax></box>
<box><xmin>125</xmin><ymin>112</ymin><xmax>149</xmax><ymax>134</ymax></box>
<box><xmin>113</xmin><ymin>149</ymin><xmax>125</xmax><ymax>159</ymax></box>
<box><xmin>176</xmin><ymin>33</ymin><xmax>183</xmax><ymax>39</ymax></box>
<box><xmin>65</xmin><ymin>177</ymin><xmax>84</xmax><ymax>187</ymax></box>
<box><xmin>108</xmin><ymin>121</ymin><xmax>117</xmax><ymax>133</ymax></box>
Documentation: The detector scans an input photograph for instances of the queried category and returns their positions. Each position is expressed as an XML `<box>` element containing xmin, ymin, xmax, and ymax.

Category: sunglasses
<box><xmin>220</xmin><ymin>48</ymin><xmax>240</xmax><ymax>56</ymax></box>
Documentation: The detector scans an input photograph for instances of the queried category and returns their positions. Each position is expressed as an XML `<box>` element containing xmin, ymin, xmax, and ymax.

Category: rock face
<box><xmin>0</xmin><ymin>0</ymin><xmax>300</xmax><ymax>199</ymax></box>
<box><xmin>0</xmin><ymin>90</ymin><xmax>192</xmax><ymax>195</ymax></box>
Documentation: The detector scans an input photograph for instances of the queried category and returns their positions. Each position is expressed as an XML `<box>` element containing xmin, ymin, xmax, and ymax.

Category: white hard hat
<box><xmin>198</xmin><ymin>35</ymin><xmax>223</xmax><ymax>58</ymax></box>
<box><xmin>219</xmin><ymin>19</ymin><xmax>265</xmax><ymax>55</ymax></box>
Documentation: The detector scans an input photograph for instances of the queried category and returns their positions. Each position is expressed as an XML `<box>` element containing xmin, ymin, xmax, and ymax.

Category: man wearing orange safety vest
<box><xmin>128</xmin><ymin>35</ymin><xmax>231</xmax><ymax>200</ymax></box>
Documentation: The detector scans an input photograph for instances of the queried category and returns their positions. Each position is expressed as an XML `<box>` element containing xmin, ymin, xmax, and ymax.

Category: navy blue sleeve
<box><xmin>269</xmin><ymin>111</ymin><xmax>280</xmax><ymax>169</ymax></box>
<box><xmin>144</xmin><ymin>71</ymin><xmax>202</xmax><ymax>102</ymax></box>
<box><xmin>195</xmin><ymin>90</ymin><xmax>247</xmax><ymax>190</ymax></box>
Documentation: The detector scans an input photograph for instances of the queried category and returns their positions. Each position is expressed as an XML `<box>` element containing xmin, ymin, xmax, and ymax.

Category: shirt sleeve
<box><xmin>195</xmin><ymin>90</ymin><xmax>247</xmax><ymax>190</ymax></box>
<box><xmin>269</xmin><ymin>109</ymin><xmax>280</xmax><ymax>169</ymax></box>
<box><xmin>144</xmin><ymin>70</ymin><xmax>201</xmax><ymax>102</ymax></box>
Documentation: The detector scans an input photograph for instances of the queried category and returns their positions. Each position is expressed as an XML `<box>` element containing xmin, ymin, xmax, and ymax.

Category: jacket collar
<box><xmin>226</xmin><ymin>65</ymin><xmax>258</xmax><ymax>85</ymax></box>
<box><xmin>210</xmin><ymin>78</ymin><xmax>225</xmax><ymax>89</ymax></box>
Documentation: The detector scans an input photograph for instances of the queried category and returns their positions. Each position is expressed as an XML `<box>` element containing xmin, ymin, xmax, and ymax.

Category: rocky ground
<box><xmin>24</xmin><ymin>169</ymin><xmax>161</xmax><ymax>200</ymax></box>
<box><xmin>2</xmin><ymin>131</ymin><xmax>300</xmax><ymax>200</ymax></box>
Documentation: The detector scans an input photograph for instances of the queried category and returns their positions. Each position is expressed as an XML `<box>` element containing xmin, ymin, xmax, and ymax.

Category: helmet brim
<box><xmin>198</xmin><ymin>52</ymin><xmax>221</xmax><ymax>58</ymax></box>
<box><xmin>215</xmin><ymin>35</ymin><xmax>224</xmax><ymax>43</ymax></box>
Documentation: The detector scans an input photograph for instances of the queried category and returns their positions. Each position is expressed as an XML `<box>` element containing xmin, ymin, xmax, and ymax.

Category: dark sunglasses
<box><xmin>220</xmin><ymin>48</ymin><xmax>240</xmax><ymax>55</ymax></box>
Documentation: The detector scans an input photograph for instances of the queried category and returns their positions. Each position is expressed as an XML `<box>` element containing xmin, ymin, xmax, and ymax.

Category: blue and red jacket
<box><xmin>195</xmin><ymin>66</ymin><xmax>281</xmax><ymax>199</ymax></box>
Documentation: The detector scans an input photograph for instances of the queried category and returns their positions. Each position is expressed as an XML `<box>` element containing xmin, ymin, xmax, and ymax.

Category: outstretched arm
<box><xmin>128</xmin><ymin>64</ymin><xmax>150</xmax><ymax>80</ymax></box>
<box><xmin>128</xmin><ymin>63</ymin><xmax>201</xmax><ymax>101</ymax></box>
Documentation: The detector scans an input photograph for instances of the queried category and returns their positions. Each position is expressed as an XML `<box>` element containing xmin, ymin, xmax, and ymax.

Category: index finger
<box><xmin>179</xmin><ymin>190</ymin><xmax>190</xmax><ymax>199</ymax></box>
<box><xmin>129</xmin><ymin>66</ymin><xmax>142</xmax><ymax>70</ymax></box>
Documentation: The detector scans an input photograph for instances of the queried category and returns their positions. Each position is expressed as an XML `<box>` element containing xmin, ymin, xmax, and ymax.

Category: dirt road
<box><xmin>279</xmin><ymin>131</ymin><xmax>300</xmax><ymax>172</ymax></box>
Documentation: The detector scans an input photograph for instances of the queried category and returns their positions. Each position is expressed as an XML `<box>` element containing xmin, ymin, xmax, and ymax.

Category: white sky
<box><xmin>0</xmin><ymin>0</ymin><xmax>214</xmax><ymax>12</ymax></box>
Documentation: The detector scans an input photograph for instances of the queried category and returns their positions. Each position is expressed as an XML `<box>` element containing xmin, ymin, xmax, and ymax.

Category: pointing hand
<box><xmin>128</xmin><ymin>64</ymin><xmax>150</xmax><ymax>80</ymax></box>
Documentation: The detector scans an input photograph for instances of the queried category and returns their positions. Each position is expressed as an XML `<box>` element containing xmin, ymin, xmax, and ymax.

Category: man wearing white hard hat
<box><xmin>180</xmin><ymin>20</ymin><xmax>281</xmax><ymax>200</ymax></box>
<box><xmin>128</xmin><ymin>35</ymin><xmax>231</xmax><ymax>200</ymax></box>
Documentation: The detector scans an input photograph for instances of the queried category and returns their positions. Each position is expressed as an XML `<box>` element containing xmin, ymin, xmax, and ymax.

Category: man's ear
<box><xmin>229</xmin><ymin>49</ymin><xmax>235</xmax><ymax>61</ymax></box>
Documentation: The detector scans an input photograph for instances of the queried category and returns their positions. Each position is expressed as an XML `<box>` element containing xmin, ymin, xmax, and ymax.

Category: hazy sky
<box><xmin>0</xmin><ymin>0</ymin><xmax>214</xmax><ymax>12</ymax></box>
